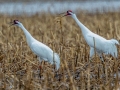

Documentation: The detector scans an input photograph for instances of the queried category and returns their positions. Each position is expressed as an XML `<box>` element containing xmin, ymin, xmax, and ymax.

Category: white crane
<box><xmin>63</xmin><ymin>10</ymin><xmax>119</xmax><ymax>61</ymax></box>
<box><xmin>11</xmin><ymin>20</ymin><xmax>60</xmax><ymax>70</ymax></box>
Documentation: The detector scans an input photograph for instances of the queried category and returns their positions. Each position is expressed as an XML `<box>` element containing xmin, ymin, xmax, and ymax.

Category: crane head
<box><xmin>63</xmin><ymin>10</ymin><xmax>73</xmax><ymax>16</ymax></box>
<box><xmin>9</xmin><ymin>20</ymin><xmax>21</xmax><ymax>27</ymax></box>
<box><xmin>13</xmin><ymin>20</ymin><xmax>19</xmax><ymax>25</ymax></box>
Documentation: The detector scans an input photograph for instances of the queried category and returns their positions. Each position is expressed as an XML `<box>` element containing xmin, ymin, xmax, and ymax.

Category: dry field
<box><xmin>0</xmin><ymin>11</ymin><xmax>120</xmax><ymax>90</ymax></box>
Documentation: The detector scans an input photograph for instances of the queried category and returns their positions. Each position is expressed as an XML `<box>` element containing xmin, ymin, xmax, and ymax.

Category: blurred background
<box><xmin>0</xmin><ymin>0</ymin><xmax>120</xmax><ymax>15</ymax></box>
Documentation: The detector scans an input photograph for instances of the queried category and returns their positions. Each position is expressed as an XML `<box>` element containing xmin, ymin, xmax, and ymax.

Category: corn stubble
<box><xmin>0</xmin><ymin>12</ymin><xmax>120</xmax><ymax>90</ymax></box>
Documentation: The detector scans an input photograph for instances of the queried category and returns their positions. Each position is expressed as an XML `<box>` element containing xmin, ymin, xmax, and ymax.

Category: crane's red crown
<box><xmin>14</xmin><ymin>20</ymin><xmax>19</xmax><ymax>24</ymax></box>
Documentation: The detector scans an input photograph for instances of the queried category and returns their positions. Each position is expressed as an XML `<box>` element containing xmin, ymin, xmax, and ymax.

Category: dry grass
<box><xmin>0</xmin><ymin>11</ymin><xmax>120</xmax><ymax>90</ymax></box>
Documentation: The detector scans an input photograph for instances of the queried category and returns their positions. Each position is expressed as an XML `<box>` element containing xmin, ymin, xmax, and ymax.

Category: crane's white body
<box><xmin>68</xmin><ymin>12</ymin><xmax>119</xmax><ymax>60</ymax></box>
<box><xmin>15</xmin><ymin>21</ymin><xmax>60</xmax><ymax>70</ymax></box>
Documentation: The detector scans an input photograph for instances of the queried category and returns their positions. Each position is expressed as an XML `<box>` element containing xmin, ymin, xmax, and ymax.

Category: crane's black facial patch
<box><xmin>14</xmin><ymin>20</ymin><xmax>19</xmax><ymax>24</ymax></box>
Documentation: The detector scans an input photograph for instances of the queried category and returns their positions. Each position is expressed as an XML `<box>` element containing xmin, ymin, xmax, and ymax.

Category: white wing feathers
<box><xmin>87</xmin><ymin>33</ymin><xmax>119</xmax><ymax>58</ymax></box>
<box><xmin>30</xmin><ymin>40</ymin><xmax>60</xmax><ymax>70</ymax></box>
<box><xmin>104</xmin><ymin>39</ymin><xmax>119</xmax><ymax>58</ymax></box>
<box><xmin>110</xmin><ymin>39</ymin><xmax>119</xmax><ymax>45</ymax></box>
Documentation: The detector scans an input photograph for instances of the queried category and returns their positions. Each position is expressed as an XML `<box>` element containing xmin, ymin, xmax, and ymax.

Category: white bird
<box><xmin>11</xmin><ymin>20</ymin><xmax>60</xmax><ymax>70</ymax></box>
<box><xmin>63</xmin><ymin>10</ymin><xmax>119</xmax><ymax>61</ymax></box>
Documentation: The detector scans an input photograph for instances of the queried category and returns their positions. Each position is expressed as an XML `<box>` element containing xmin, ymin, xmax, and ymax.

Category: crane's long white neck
<box><xmin>18</xmin><ymin>23</ymin><xmax>35</xmax><ymax>45</ymax></box>
<box><xmin>71</xmin><ymin>14</ymin><xmax>91</xmax><ymax>36</ymax></box>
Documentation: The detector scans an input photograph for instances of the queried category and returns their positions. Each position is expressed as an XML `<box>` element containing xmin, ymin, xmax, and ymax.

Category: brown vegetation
<box><xmin>0</xmin><ymin>11</ymin><xmax>120</xmax><ymax>90</ymax></box>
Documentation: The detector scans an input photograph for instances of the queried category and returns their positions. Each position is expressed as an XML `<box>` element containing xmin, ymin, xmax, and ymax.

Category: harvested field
<box><xmin>0</xmin><ymin>11</ymin><xmax>120</xmax><ymax>90</ymax></box>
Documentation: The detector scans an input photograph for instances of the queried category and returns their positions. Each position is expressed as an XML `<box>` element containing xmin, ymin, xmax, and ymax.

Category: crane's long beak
<box><xmin>58</xmin><ymin>12</ymin><xmax>67</xmax><ymax>17</ymax></box>
<box><xmin>8</xmin><ymin>21</ymin><xmax>15</xmax><ymax>27</ymax></box>
<box><xmin>62</xmin><ymin>14</ymin><xmax>68</xmax><ymax>17</ymax></box>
